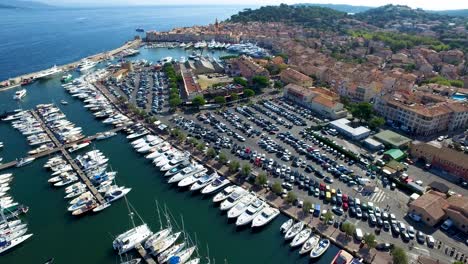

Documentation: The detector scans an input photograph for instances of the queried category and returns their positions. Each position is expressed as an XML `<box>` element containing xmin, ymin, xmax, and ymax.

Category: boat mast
<box><xmin>124</xmin><ymin>196</ymin><xmax>136</xmax><ymax>228</ymax></box>
<box><xmin>155</xmin><ymin>200</ymin><xmax>162</xmax><ymax>229</ymax></box>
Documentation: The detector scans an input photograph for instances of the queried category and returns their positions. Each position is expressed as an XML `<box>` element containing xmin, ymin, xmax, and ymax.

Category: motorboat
<box><xmin>309</xmin><ymin>238</ymin><xmax>330</xmax><ymax>258</ymax></box>
<box><xmin>92</xmin><ymin>202</ymin><xmax>111</xmax><ymax>212</ymax></box>
<box><xmin>71</xmin><ymin>200</ymin><xmax>98</xmax><ymax>216</ymax></box>
<box><xmin>0</xmin><ymin>174</ymin><xmax>12</xmax><ymax>181</ymax></box>
<box><xmin>113</xmin><ymin>224</ymin><xmax>153</xmax><ymax>254</ymax></box>
<box><xmin>280</xmin><ymin>219</ymin><xmax>294</xmax><ymax>233</ymax></box>
<box><xmin>104</xmin><ymin>187</ymin><xmax>131</xmax><ymax>203</ymax></box>
<box><xmin>219</xmin><ymin>189</ymin><xmax>248</xmax><ymax>211</ymax></box>
<box><xmin>164</xmin><ymin>161</ymin><xmax>192</xmax><ymax>177</ymax></box>
<box><xmin>290</xmin><ymin>228</ymin><xmax>312</xmax><ymax>247</ymax></box>
<box><xmin>160</xmin><ymin>156</ymin><xmax>189</xmax><ymax>171</ymax></box>
<box><xmin>227</xmin><ymin>194</ymin><xmax>256</xmax><ymax>219</ymax></box>
<box><xmin>35</xmin><ymin>65</ymin><xmax>62</xmax><ymax>79</ymax></box>
<box><xmin>284</xmin><ymin>222</ymin><xmax>304</xmax><ymax>240</ymax></box>
<box><xmin>330</xmin><ymin>249</ymin><xmax>354</xmax><ymax>264</ymax></box>
<box><xmin>96</xmin><ymin>131</ymin><xmax>117</xmax><ymax>140</ymax></box>
<box><xmin>53</xmin><ymin>175</ymin><xmax>78</xmax><ymax>187</ymax></box>
<box><xmin>167</xmin><ymin>165</ymin><xmax>206</xmax><ymax>184</ymax></box>
<box><xmin>212</xmin><ymin>185</ymin><xmax>237</xmax><ymax>203</ymax></box>
<box><xmin>189</xmin><ymin>172</ymin><xmax>218</xmax><ymax>191</ymax></box>
<box><xmin>299</xmin><ymin>235</ymin><xmax>320</xmax><ymax>255</ymax></box>
<box><xmin>177</xmin><ymin>171</ymin><xmax>206</xmax><ymax>188</ymax></box>
<box><xmin>16</xmin><ymin>157</ymin><xmax>35</xmax><ymax>167</ymax></box>
<box><xmin>68</xmin><ymin>141</ymin><xmax>90</xmax><ymax>153</ymax></box>
<box><xmin>251</xmin><ymin>207</ymin><xmax>280</xmax><ymax>228</ymax></box>
<box><xmin>201</xmin><ymin>177</ymin><xmax>230</xmax><ymax>194</ymax></box>
<box><xmin>13</xmin><ymin>89</ymin><xmax>27</xmax><ymax>100</ymax></box>
<box><xmin>236</xmin><ymin>198</ymin><xmax>266</xmax><ymax>226</ymax></box>
<box><xmin>144</xmin><ymin>227</ymin><xmax>172</xmax><ymax>249</ymax></box>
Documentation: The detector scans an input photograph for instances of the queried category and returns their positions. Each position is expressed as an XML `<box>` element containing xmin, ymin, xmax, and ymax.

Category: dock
<box><xmin>0</xmin><ymin>39</ymin><xmax>141</xmax><ymax>92</ymax></box>
<box><xmin>135</xmin><ymin>244</ymin><xmax>156</xmax><ymax>264</ymax></box>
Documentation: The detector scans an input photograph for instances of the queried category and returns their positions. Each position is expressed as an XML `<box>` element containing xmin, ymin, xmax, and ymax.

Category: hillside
<box><xmin>228</xmin><ymin>4</ymin><xmax>347</xmax><ymax>30</ymax></box>
<box><xmin>293</xmin><ymin>3</ymin><xmax>372</xmax><ymax>14</ymax></box>
<box><xmin>354</xmin><ymin>4</ymin><xmax>451</xmax><ymax>27</ymax></box>
<box><xmin>432</xmin><ymin>9</ymin><xmax>468</xmax><ymax>17</ymax></box>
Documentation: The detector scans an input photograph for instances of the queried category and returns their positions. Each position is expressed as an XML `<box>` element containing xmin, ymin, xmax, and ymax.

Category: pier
<box><xmin>135</xmin><ymin>244</ymin><xmax>157</xmax><ymax>264</ymax></box>
<box><xmin>0</xmin><ymin>39</ymin><xmax>141</xmax><ymax>92</ymax></box>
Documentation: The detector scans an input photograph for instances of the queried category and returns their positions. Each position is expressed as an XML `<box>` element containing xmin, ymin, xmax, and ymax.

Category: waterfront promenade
<box><xmin>0</xmin><ymin>39</ymin><xmax>141</xmax><ymax>91</ymax></box>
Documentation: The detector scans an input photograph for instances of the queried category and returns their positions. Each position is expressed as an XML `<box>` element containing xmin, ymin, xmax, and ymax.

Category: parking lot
<box><xmin>159</xmin><ymin>97</ymin><xmax>467</xmax><ymax>263</ymax></box>
<box><xmin>103</xmin><ymin>61</ymin><xmax>169</xmax><ymax>114</ymax></box>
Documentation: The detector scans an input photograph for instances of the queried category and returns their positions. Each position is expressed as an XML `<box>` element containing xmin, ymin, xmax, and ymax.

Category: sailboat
<box><xmin>0</xmin><ymin>206</ymin><xmax>33</xmax><ymax>254</ymax></box>
<box><xmin>112</xmin><ymin>198</ymin><xmax>153</xmax><ymax>254</ymax></box>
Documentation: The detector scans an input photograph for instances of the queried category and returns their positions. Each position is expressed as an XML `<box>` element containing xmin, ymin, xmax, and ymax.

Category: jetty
<box><xmin>0</xmin><ymin>39</ymin><xmax>141</xmax><ymax>92</ymax></box>
<box><xmin>135</xmin><ymin>244</ymin><xmax>156</xmax><ymax>264</ymax></box>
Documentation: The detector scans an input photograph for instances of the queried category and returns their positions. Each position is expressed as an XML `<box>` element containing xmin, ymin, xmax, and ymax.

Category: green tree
<box><xmin>391</xmin><ymin>247</ymin><xmax>408</xmax><ymax>264</ymax></box>
<box><xmin>169</xmin><ymin>97</ymin><xmax>182</xmax><ymax>108</ymax></box>
<box><xmin>196</xmin><ymin>143</ymin><xmax>205</xmax><ymax>152</ymax></box>
<box><xmin>240</xmin><ymin>164</ymin><xmax>252</xmax><ymax>177</ymax></box>
<box><xmin>252</xmin><ymin>75</ymin><xmax>270</xmax><ymax>91</ymax></box>
<box><xmin>188</xmin><ymin>137</ymin><xmax>198</xmax><ymax>146</ymax></box>
<box><xmin>274</xmin><ymin>80</ymin><xmax>284</xmax><ymax>89</ymax></box>
<box><xmin>243</xmin><ymin>89</ymin><xmax>255</xmax><ymax>98</ymax></box>
<box><xmin>230</xmin><ymin>93</ymin><xmax>240</xmax><ymax>101</ymax></box>
<box><xmin>214</xmin><ymin>96</ymin><xmax>227</xmax><ymax>105</ymax></box>
<box><xmin>191</xmin><ymin>95</ymin><xmax>206</xmax><ymax>107</ymax></box>
<box><xmin>233</xmin><ymin>77</ymin><xmax>248</xmax><ymax>87</ymax></box>
<box><xmin>369</xmin><ymin>116</ymin><xmax>385</xmax><ymax>130</ymax></box>
<box><xmin>206</xmin><ymin>147</ymin><xmax>217</xmax><ymax>158</ymax></box>
<box><xmin>255</xmin><ymin>172</ymin><xmax>268</xmax><ymax>187</ymax></box>
<box><xmin>176</xmin><ymin>132</ymin><xmax>186</xmax><ymax>143</ymax></box>
<box><xmin>322</xmin><ymin>210</ymin><xmax>333</xmax><ymax>223</ymax></box>
<box><xmin>271</xmin><ymin>182</ymin><xmax>283</xmax><ymax>195</ymax></box>
<box><xmin>228</xmin><ymin>160</ymin><xmax>240</xmax><ymax>173</ymax></box>
<box><xmin>363</xmin><ymin>233</ymin><xmax>377</xmax><ymax>248</ymax></box>
<box><xmin>350</xmin><ymin>102</ymin><xmax>373</xmax><ymax>121</ymax></box>
<box><xmin>302</xmin><ymin>200</ymin><xmax>312</xmax><ymax>214</ymax></box>
<box><xmin>341</xmin><ymin>222</ymin><xmax>356</xmax><ymax>238</ymax></box>
<box><xmin>218</xmin><ymin>152</ymin><xmax>228</xmax><ymax>164</ymax></box>
<box><xmin>285</xmin><ymin>191</ymin><xmax>297</xmax><ymax>204</ymax></box>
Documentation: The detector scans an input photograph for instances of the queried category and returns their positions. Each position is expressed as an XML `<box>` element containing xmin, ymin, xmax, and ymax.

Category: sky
<box><xmin>38</xmin><ymin>0</ymin><xmax>468</xmax><ymax>11</ymax></box>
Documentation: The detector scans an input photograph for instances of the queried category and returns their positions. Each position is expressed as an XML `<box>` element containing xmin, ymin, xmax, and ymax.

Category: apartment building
<box><xmin>280</xmin><ymin>68</ymin><xmax>313</xmax><ymax>87</ymax></box>
<box><xmin>233</xmin><ymin>55</ymin><xmax>270</xmax><ymax>80</ymax></box>
<box><xmin>374</xmin><ymin>90</ymin><xmax>468</xmax><ymax>136</ymax></box>
<box><xmin>283</xmin><ymin>84</ymin><xmax>347</xmax><ymax>120</ymax></box>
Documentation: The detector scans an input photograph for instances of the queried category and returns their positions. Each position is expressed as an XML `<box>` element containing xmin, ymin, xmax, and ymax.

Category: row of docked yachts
<box><xmin>62</xmin><ymin>80</ymin><xmax>133</xmax><ymax>127</ymax></box>
<box><xmin>44</xmin><ymin>149</ymin><xmax>131</xmax><ymax>216</ymax></box>
<box><xmin>0</xmin><ymin>173</ymin><xmax>33</xmax><ymax>255</ymax></box>
<box><xmin>130</xmin><ymin>134</ymin><xmax>281</xmax><ymax>229</ymax></box>
<box><xmin>279</xmin><ymin>219</ymin><xmax>330</xmax><ymax>259</ymax></box>
<box><xmin>36</xmin><ymin>104</ymin><xmax>86</xmax><ymax>145</ymax></box>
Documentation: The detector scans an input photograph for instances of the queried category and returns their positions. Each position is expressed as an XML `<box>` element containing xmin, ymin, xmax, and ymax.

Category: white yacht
<box><xmin>177</xmin><ymin>171</ymin><xmax>206</xmax><ymax>188</ymax></box>
<box><xmin>144</xmin><ymin>227</ymin><xmax>172</xmax><ymax>249</ymax></box>
<box><xmin>310</xmin><ymin>239</ymin><xmax>330</xmax><ymax>258</ymax></box>
<box><xmin>284</xmin><ymin>222</ymin><xmax>304</xmax><ymax>240</ymax></box>
<box><xmin>290</xmin><ymin>228</ymin><xmax>311</xmax><ymax>247</ymax></box>
<box><xmin>35</xmin><ymin>65</ymin><xmax>62</xmax><ymax>79</ymax></box>
<box><xmin>189</xmin><ymin>172</ymin><xmax>218</xmax><ymax>191</ymax></box>
<box><xmin>113</xmin><ymin>224</ymin><xmax>153</xmax><ymax>254</ymax></box>
<box><xmin>236</xmin><ymin>198</ymin><xmax>266</xmax><ymax>226</ymax></box>
<box><xmin>157</xmin><ymin>242</ymin><xmax>185</xmax><ymax>263</ymax></box>
<box><xmin>201</xmin><ymin>178</ymin><xmax>230</xmax><ymax>194</ymax></box>
<box><xmin>13</xmin><ymin>89</ymin><xmax>27</xmax><ymax>100</ymax></box>
<box><xmin>219</xmin><ymin>188</ymin><xmax>248</xmax><ymax>211</ymax></box>
<box><xmin>168</xmin><ymin>164</ymin><xmax>206</xmax><ymax>184</ymax></box>
<box><xmin>77</xmin><ymin>59</ymin><xmax>98</xmax><ymax>72</ymax></box>
<box><xmin>0</xmin><ymin>233</ymin><xmax>33</xmax><ymax>254</ymax></box>
<box><xmin>299</xmin><ymin>235</ymin><xmax>320</xmax><ymax>255</ymax></box>
<box><xmin>251</xmin><ymin>207</ymin><xmax>280</xmax><ymax>228</ymax></box>
<box><xmin>227</xmin><ymin>194</ymin><xmax>256</xmax><ymax>219</ymax></box>
<box><xmin>167</xmin><ymin>246</ymin><xmax>196</xmax><ymax>264</ymax></box>
<box><xmin>104</xmin><ymin>187</ymin><xmax>132</xmax><ymax>203</ymax></box>
<box><xmin>212</xmin><ymin>185</ymin><xmax>237</xmax><ymax>203</ymax></box>
<box><xmin>280</xmin><ymin>219</ymin><xmax>294</xmax><ymax>233</ymax></box>
<box><xmin>160</xmin><ymin>156</ymin><xmax>189</xmax><ymax>171</ymax></box>
<box><xmin>148</xmin><ymin>232</ymin><xmax>181</xmax><ymax>255</ymax></box>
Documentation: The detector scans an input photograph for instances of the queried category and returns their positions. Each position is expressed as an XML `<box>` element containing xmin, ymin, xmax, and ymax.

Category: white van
<box><xmin>355</xmin><ymin>228</ymin><xmax>363</xmax><ymax>241</ymax></box>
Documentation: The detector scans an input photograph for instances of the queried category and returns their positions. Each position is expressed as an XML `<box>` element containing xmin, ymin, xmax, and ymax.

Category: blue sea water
<box><xmin>0</xmin><ymin>5</ymin><xmax>249</xmax><ymax>81</ymax></box>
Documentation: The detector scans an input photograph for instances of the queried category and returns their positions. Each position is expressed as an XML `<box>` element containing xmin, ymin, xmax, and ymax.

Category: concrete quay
<box><xmin>0</xmin><ymin>39</ymin><xmax>142</xmax><ymax>92</ymax></box>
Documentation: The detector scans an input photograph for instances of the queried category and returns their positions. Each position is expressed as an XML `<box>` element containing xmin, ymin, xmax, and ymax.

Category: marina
<box><xmin>0</xmin><ymin>48</ymin><xmax>340</xmax><ymax>264</ymax></box>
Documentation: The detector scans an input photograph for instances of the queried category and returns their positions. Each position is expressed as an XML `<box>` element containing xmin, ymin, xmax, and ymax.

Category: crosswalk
<box><xmin>369</xmin><ymin>190</ymin><xmax>388</xmax><ymax>203</ymax></box>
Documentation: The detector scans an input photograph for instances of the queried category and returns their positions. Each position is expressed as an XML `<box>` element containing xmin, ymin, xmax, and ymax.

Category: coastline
<box><xmin>0</xmin><ymin>38</ymin><xmax>142</xmax><ymax>92</ymax></box>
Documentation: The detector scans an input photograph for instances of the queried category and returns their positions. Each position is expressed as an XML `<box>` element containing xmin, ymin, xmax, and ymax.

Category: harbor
<box><xmin>0</xmin><ymin>49</ymin><xmax>341</xmax><ymax>263</ymax></box>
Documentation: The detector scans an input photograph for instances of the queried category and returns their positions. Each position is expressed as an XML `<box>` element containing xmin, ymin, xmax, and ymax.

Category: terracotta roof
<box><xmin>312</xmin><ymin>94</ymin><xmax>337</xmax><ymax>108</ymax></box>
<box><xmin>446</xmin><ymin>195</ymin><xmax>468</xmax><ymax>217</ymax></box>
<box><xmin>282</xmin><ymin>68</ymin><xmax>312</xmax><ymax>82</ymax></box>
<box><xmin>410</xmin><ymin>191</ymin><xmax>448</xmax><ymax>220</ymax></box>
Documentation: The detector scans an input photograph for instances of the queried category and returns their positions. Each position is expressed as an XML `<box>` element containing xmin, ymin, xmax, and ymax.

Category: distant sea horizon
<box><xmin>0</xmin><ymin>5</ymin><xmax>252</xmax><ymax>81</ymax></box>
